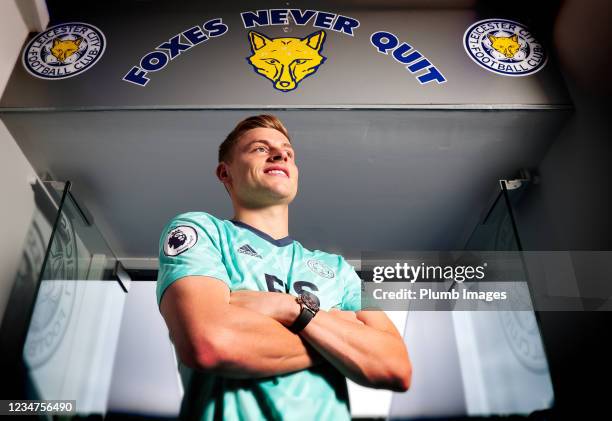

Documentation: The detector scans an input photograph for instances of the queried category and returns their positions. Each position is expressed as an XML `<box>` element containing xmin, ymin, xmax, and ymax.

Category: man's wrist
<box><xmin>288</xmin><ymin>292</ymin><xmax>321</xmax><ymax>333</ymax></box>
<box><xmin>282</xmin><ymin>294</ymin><xmax>302</xmax><ymax>327</ymax></box>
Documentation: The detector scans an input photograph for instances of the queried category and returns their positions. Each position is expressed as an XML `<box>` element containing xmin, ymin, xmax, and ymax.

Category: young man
<box><xmin>156</xmin><ymin>115</ymin><xmax>411</xmax><ymax>420</ymax></box>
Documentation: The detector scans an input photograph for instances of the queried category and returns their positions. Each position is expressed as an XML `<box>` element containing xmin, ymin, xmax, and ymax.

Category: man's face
<box><xmin>220</xmin><ymin>127</ymin><xmax>299</xmax><ymax>207</ymax></box>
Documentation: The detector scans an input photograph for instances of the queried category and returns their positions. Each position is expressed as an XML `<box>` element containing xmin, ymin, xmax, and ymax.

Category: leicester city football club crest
<box><xmin>307</xmin><ymin>259</ymin><xmax>335</xmax><ymax>279</ymax></box>
<box><xmin>22</xmin><ymin>22</ymin><xmax>106</xmax><ymax>80</ymax></box>
<box><xmin>164</xmin><ymin>226</ymin><xmax>198</xmax><ymax>256</ymax></box>
<box><xmin>24</xmin><ymin>212</ymin><xmax>78</xmax><ymax>369</ymax></box>
<box><xmin>499</xmin><ymin>309</ymin><xmax>549</xmax><ymax>373</ymax></box>
<box><xmin>463</xmin><ymin>18</ymin><xmax>547</xmax><ymax>77</ymax></box>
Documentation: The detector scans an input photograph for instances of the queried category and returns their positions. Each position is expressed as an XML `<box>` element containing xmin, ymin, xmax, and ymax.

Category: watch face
<box><xmin>301</xmin><ymin>291</ymin><xmax>320</xmax><ymax>312</ymax></box>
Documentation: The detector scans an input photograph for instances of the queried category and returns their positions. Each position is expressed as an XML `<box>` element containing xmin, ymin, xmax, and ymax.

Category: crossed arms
<box><xmin>160</xmin><ymin>276</ymin><xmax>412</xmax><ymax>392</ymax></box>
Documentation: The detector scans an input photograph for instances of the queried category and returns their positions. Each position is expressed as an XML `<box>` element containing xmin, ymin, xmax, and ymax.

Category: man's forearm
<box><xmin>298</xmin><ymin>310</ymin><xmax>411</xmax><ymax>392</ymax></box>
<box><xmin>194</xmin><ymin>302</ymin><xmax>321</xmax><ymax>378</ymax></box>
<box><xmin>225</xmin><ymin>290</ymin><xmax>411</xmax><ymax>390</ymax></box>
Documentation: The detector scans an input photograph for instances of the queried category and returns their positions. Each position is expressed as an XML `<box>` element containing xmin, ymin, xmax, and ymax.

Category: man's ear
<box><xmin>216</xmin><ymin>162</ymin><xmax>230</xmax><ymax>183</ymax></box>
<box><xmin>216</xmin><ymin>163</ymin><xmax>232</xmax><ymax>195</ymax></box>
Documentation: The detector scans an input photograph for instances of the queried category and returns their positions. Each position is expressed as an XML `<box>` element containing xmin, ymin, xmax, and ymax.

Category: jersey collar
<box><xmin>230</xmin><ymin>220</ymin><xmax>294</xmax><ymax>247</ymax></box>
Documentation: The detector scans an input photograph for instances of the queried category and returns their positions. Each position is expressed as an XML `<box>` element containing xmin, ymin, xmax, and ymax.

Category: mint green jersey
<box><xmin>156</xmin><ymin>212</ymin><xmax>362</xmax><ymax>421</ymax></box>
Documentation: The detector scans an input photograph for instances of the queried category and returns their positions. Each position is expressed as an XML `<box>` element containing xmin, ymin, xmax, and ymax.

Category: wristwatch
<box><xmin>289</xmin><ymin>291</ymin><xmax>320</xmax><ymax>333</ymax></box>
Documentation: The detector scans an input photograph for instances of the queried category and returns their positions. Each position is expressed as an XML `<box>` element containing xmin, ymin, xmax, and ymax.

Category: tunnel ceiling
<box><xmin>1</xmin><ymin>109</ymin><xmax>569</xmax><ymax>264</ymax></box>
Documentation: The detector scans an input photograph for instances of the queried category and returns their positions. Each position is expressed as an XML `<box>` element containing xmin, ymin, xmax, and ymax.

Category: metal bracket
<box><xmin>114</xmin><ymin>261</ymin><xmax>132</xmax><ymax>293</ymax></box>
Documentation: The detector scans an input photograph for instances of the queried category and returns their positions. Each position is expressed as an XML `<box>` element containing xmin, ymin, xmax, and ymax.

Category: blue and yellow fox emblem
<box><xmin>247</xmin><ymin>30</ymin><xmax>326</xmax><ymax>92</ymax></box>
<box><xmin>50</xmin><ymin>37</ymin><xmax>82</xmax><ymax>62</ymax></box>
<box><xmin>488</xmin><ymin>34</ymin><xmax>521</xmax><ymax>59</ymax></box>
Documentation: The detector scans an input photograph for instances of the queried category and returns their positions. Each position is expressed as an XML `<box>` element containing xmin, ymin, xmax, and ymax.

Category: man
<box><xmin>156</xmin><ymin>115</ymin><xmax>411</xmax><ymax>420</ymax></box>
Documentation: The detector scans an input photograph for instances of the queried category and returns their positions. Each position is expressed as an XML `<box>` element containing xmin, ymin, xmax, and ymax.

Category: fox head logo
<box><xmin>50</xmin><ymin>37</ymin><xmax>82</xmax><ymax>62</ymax></box>
<box><xmin>488</xmin><ymin>34</ymin><xmax>520</xmax><ymax>58</ymax></box>
<box><xmin>247</xmin><ymin>30</ymin><xmax>327</xmax><ymax>92</ymax></box>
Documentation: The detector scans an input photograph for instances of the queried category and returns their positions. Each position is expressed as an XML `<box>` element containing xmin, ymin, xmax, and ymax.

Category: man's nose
<box><xmin>269</xmin><ymin>150</ymin><xmax>288</xmax><ymax>161</ymax></box>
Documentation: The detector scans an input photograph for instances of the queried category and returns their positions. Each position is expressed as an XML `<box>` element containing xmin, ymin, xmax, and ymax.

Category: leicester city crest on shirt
<box><xmin>22</xmin><ymin>22</ymin><xmax>106</xmax><ymax>80</ymax></box>
<box><xmin>463</xmin><ymin>18</ymin><xmax>547</xmax><ymax>77</ymax></box>
<box><xmin>164</xmin><ymin>226</ymin><xmax>198</xmax><ymax>256</ymax></box>
<box><xmin>307</xmin><ymin>259</ymin><xmax>335</xmax><ymax>279</ymax></box>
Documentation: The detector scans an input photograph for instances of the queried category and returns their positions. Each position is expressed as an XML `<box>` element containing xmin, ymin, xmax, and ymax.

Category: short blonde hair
<box><xmin>218</xmin><ymin>115</ymin><xmax>291</xmax><ymax>162</ymax></box>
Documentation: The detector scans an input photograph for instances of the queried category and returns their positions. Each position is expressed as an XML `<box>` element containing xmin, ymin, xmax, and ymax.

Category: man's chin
<box><xmin>260</xmin><ymin>183</ymin><xmax>295</xmax><ymax>197</ymax></box>
<box><xmin>268</xmin><ymin>188</ymin><xmax>298</xmax><ymax>203</ymax></box>
<box><xmin>267</xmin><ymin>191</ymin><xmax>296</xmax><ymax>204</ymax></box>
<box><xmin>241</xmin><ymin>187</ymin><xmax>295</xmax><ymax>207</ymax></box>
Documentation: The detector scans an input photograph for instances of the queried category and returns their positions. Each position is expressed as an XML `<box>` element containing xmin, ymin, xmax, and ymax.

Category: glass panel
<box><xmin>453</xmin><ymin>180</ymin><xmax>555</xmax><ymax>416</ymax></box>
<box><xmin>0</xmin><ymin>179</ymin><xmax>64</xmax><ymax>400</ymax></box>
<box><xmin>20</xmin><ymin>181</ymin><xmax>128</xmax><ymax>418</ymax></box>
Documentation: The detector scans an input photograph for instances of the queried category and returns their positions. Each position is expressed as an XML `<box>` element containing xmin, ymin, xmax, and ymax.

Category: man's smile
<box><xmin>263</xmin><ymin>165</ymin><xmax>290</xmax><ymax>177</ymax></box>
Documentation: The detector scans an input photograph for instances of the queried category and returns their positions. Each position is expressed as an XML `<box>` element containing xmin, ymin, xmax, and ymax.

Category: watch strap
<box><xmin>289</xmin><ymin>295</ymin><xmax>318</xmax><ymax>333</ymax></box>
<box><xmin>289</xmin><ymin>302</ymin><xmax>316</xmax><ymax>333</ymax></box>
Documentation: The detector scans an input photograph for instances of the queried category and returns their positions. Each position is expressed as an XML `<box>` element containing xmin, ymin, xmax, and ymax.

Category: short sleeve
<box><xmin>156</xmin><ymin>213</ymin><xmax>231</xmax><ymax>308</ymax></box>
<box><xmin>340</xmin><ymin>257</ymin><xmax>363</xmax><ymax>311</ymax></box>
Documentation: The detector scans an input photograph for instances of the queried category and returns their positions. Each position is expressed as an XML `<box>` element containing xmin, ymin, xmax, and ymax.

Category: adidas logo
<box><xmin>237</xmin><ymin>244</ymin><xmax>262</xmax><ymax>259</ymax></box>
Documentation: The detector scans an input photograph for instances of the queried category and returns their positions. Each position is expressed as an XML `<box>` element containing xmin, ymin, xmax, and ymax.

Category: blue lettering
<box><xmin>204</xmin><ymin>18</ymin><xmax>228</xmax><ymax>37</ymax></box>
<box><xmin>123</xmin><ymin>16</ymin><xmax>227</xmax><ymax>86</ymax></box>
<box><xmin>407</xmin><ymin>58</ymin><xmax>431</xmax><ymax>73</ymax></box>
<box><xmin>289</xmin><ymin>9</ymin><xmax>316</xmax><ymax>25</ymax></box>
<box><xmin>396</xmin><ymin>50</ymin><xmax>422</xmax><ymax>65</ymax></box>
<box><xmin>122</xmin><ymin>66</ymin><xmax>149</xmax><ymax>86</ymax></box>
<box><xmin>392</xmin><ymin>43</ymin><xmax>419</xmax><ymax>64</ymax></box>
<box><xmin>370</xmin><ymin>31</ymin><xmax>398</xmax><ymax>54</ymax></box>
<box><xmin>370</xmin><ymin>29</ymin><xmax>447</xmax><ymax>85</ymax></box>
<box><xmin>314</xmin><ymin>12</ymin><xmax>335</xmax><ymax>29</ymax></box>
<box><xmin>140</xmin><ymin>51</ymin><xmax>168</xmax><ymax>72</ymax></box>
<box><xmin>417</xmin><ymin>66</ymin><xmax>446</xmax><ymax>84</ymax></box>
<box><xmin>270</xmin><ymin>9</ymin><xmax>289</xmax><ymax>25</ymax></box>
<box><xmin>332</xmin><ymin>15</ymin><xmax>359</xmax><ymax>36</ymax></box>
<box><xmin>182</xmin><ymin>26</ymin><xmax>208</xmax><ymax>45</ymax></box>
<box><xmin>241</xmin><ymin>10</ymin><xmax>268</xmax><ymax>28</ymax></box>
<box><xmin>158</xmin><ymin>35</ymin><xmax>192</xmax><ymax>60</ymax></box>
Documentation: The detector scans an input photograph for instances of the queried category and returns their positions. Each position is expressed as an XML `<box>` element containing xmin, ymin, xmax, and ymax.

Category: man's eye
<box><xmin>254</xmin><ymin>147</ymin><xmax>267</xmax><ymax>152</ymax></box>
